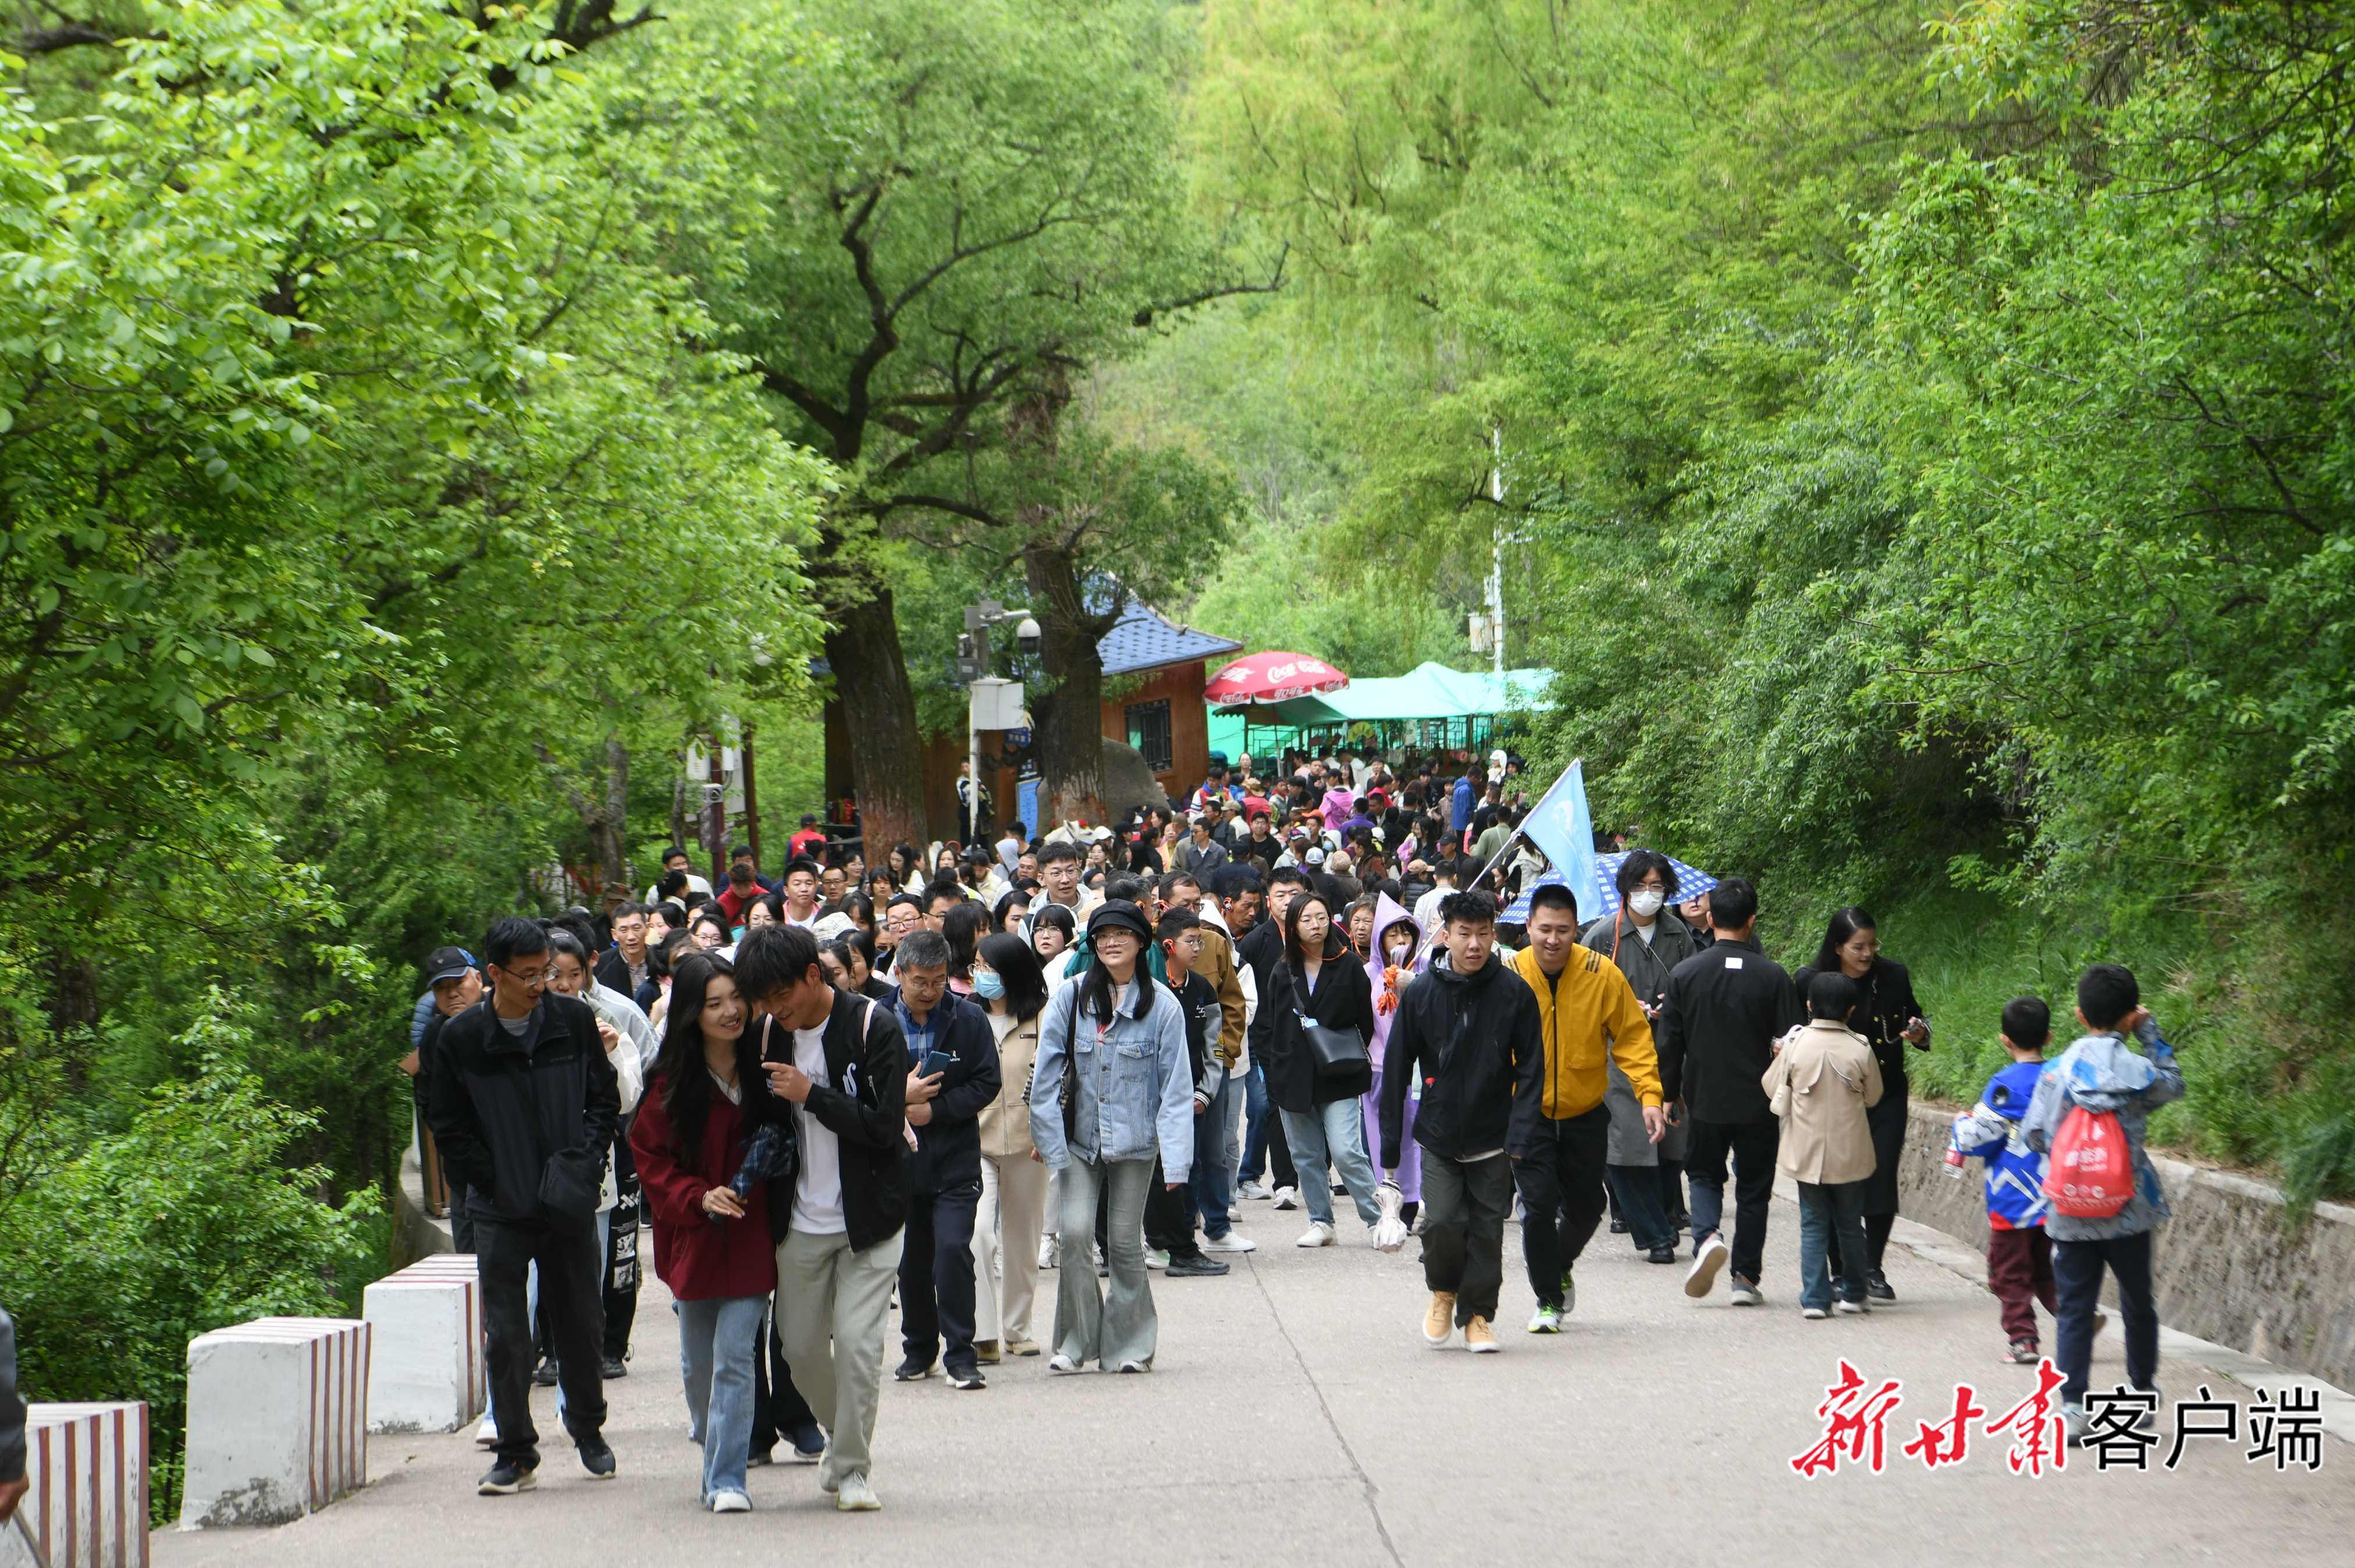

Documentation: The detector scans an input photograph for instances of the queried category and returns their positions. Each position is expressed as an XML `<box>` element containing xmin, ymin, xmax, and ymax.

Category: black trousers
<box><xmin>899</xmin><ymin>1179</ymin><xmax>982</xmax><ymax>1371</ymax></box>
<box><xmin>749</xmin><ymin>1305</ymin><xmax>818</xmax><ymax>1455</ymax></box>
<box><xmin>1510</xmin><ymin>1103</ymin><xmax>1611</xmax><ymax>1306</ymax></box>
<box><xmin>1141</xmin><ymin>1156</ymin><xmax>1203</xmax><ymax>1259</ymax></box>
<box><xmin>476</xmin><ymin>1213</ymin><xmax>606</xmax><ymax>1467</ymax></box>
<box><xmin>1421</xmin><ymin>1152</ymin><xmax>1514</xmax><ymax>1325</ymax></box>
<box><xmin>2055</xmin><ymin>1230</ymin><xmax>2159</xmax><ymax>1405</ymax></box>
<box><xmin>602</xmin><ymin>1131</ymin><xmax>641</xmax><ymax>1359</ymax></box>
<box><xmin>1684</xmin><ymin>1115</ymin><xmax>1781</xmax><ymax>1285</ymax></box>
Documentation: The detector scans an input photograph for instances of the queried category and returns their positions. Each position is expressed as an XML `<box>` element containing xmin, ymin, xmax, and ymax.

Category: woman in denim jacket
<box><xmin>1030</xmin><ymin>900</ymin><xmax>1195</xmax><ymax>1373</ymax></box>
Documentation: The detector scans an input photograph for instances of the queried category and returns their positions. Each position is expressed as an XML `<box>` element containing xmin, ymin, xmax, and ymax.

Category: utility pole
<box><xmin>959</xmin><ymin>601</ymin><xmax>1039</xmax><ymax>846</ymax></box>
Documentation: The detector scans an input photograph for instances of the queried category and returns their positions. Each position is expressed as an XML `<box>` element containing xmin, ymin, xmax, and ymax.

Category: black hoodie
<box><xmin>1378</xmin><ymin>950</ymin><xmax>1543</xmax><ymax>1168</ymax></box>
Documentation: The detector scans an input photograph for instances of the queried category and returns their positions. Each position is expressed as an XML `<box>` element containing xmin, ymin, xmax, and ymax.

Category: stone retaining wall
<box><xmin>1896</xmin><ymin>1101</ymin><xmax>2355</xmax><ymax>1389</ymax></box>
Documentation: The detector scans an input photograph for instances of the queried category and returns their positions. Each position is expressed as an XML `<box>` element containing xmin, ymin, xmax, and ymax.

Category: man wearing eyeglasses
<box><xmin>425</xmin><ymin>915</ymin><xmax>622</xmax><ymax>1498</ymax></box>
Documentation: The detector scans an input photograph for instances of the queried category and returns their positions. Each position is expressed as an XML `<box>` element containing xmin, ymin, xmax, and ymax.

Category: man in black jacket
<box><xmin>425</xmin><ymin>916</ymin><xmax>620</xmax><ymax>1495</ymax></box>
<box><xmin>882</xmin><ymin>931</ymin><xmax>1001</xmax><ymax>1390</ymax></box>
<box><xmin>593</xmin><ymin>902</ymin><xmax>652</xmax><ymax>997</ymax></box>
<box><xmin>1657</xmin><ymin>877</ymin><xmax>1804</xmax><ymax>1307</ymax></box>
<box><xmin>1235</xmin><ymin>867</ymin><xmax>1306</xmax><ymax>1204</ymax></box>
<box><xmin>740</xmin><ymin>924</ymin><xmax>911</xmax><ymax>1514</ymax></box>
<box><xmin>1378</xmin><ymin>889</ymin><xmax>1543</xmax><ymax>1353</ymax></box>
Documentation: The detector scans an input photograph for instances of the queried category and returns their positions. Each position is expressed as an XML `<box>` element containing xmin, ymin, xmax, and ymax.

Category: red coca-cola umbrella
<box><xmin>1205</xmin><ymin>652</ymin><xmax>1349</xmax><ymax>707</ymax></box>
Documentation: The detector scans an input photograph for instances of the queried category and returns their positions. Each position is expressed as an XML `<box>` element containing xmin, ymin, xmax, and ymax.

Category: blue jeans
<box><xmin>1191</xmin><ymin>1075</ymin><xmax>1237</xmax><ymax>1238</ymax></box>
<box><xmin>1278</xmin><ymin>1101</ymin><xmax>1382</xmax><ymax>1228</ymax></box>
<box><xmin>676</xmin><ymin>1295</ymin><xmax>767</xmax><ymax>1503</ymax></box>
<box><xmin>1239</xmin><ymin>1062</ymin><xmax>1272</xmax><ymax>1182</ymax></box>
<box><xmin>1797</xmin><ymin>1181</ymin><xmax>1868</xmax><ymax>1312</ymax></box>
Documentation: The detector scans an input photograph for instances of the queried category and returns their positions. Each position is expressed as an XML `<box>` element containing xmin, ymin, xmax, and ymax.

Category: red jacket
<box><xmin>628</xmin><ymin>1074</ymin><xmax>777</xmax><ymax>1301</ymax></box>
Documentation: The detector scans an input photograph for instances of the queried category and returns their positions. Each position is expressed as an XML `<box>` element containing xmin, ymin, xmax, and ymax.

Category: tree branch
<box><xmin>1133</xmin><ymin>243</ymin><xmax>1290</xmax><ymax>327</ymax></box>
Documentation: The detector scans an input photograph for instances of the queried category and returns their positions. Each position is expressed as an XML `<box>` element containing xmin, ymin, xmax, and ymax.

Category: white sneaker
<box><xmin>1038</xmin><ymin>1236</ymin><xmax>1059</xmax><ymax>1271</ymax></box>
<box><xmin>1272</xmin><ymin>1186</ymin><xmax>1300</xmax><ymax>1210</ymax></box>
<box><xmin>710</xmin><ymin>1491</ymin><xmax>752</xmax><ymax>1514</ymax></box>
<box><xmin>1048</xmin><ymin>1352</ymin><xmax>1083</xmax><ymax>1374</ymax></box>
<box><xmin>1296</xmin><ymin>1220</ymin><xmax>1336</xmax><ymax>1248</ymax></box>
<box><xmin>474</xmin><ymin>1413</ymin><xmax>499</xmax><ymax>1446</ymax></box>
<box><xmin>1203</xmin><ymin>1232</ymin><xmax>1258</xmax><ymax>1253</ymax></box>
<box><xmin>1239</xmin><ymin>1179</ymin><xmax>1273</xmax><ymax>1201</ymax></box>
<box><xmin>1837</xmin><ymin>1298</ymin><xmax>1870</xmax><ymax>1315</ymax></box>
<box><xmin>1146</xmin><ymin>1249</ymin><xmax>1169</xmax><ymax>1270</ymax></box>
<box><xmin>835</xmin><ymin>1473</ymin><xmax>880</xmax><ymax>1512</ymax></box>
<box><xmin>1684</xmin><ymin>1233</ymin><xmax>1730</xmax><ymax>1299</ymax></box>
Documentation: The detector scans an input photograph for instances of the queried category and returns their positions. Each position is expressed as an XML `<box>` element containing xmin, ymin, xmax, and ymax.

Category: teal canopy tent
<box><xmin>1211</xmin><ymin>662</ymin><xmax>1554</xmax><ymax>761</ymax></box>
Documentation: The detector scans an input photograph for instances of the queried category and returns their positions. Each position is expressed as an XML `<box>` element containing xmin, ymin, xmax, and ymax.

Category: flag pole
<box><xmin>1406</xmin><ymin>757</ymin><xmax>1579</xmax><ymax>967</ymax></box>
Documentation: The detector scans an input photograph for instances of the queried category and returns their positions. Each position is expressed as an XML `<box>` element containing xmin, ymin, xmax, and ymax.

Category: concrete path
<box><xmin>156</xmin><ymin>1192</ymin><xmax>2354</xmax><ymax>1567</ymax></box>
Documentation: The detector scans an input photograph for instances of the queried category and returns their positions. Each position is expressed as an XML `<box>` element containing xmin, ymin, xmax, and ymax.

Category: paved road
<box><xmin>156</xmin><ymin>1192</ymin><xmax>2352</xmax><ymax>1567</ymax></box>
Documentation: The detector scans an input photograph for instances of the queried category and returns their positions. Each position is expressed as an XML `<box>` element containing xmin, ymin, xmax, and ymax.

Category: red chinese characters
<box><xmin>1792</xmin><ymin>1360</ymin><xmax>1906</xmax><ymax>1478</ymax></box>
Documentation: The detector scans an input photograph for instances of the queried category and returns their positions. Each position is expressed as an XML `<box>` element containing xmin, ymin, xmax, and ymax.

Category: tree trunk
<box><xmin>597</xmin><ymin>736</ymin><xmax>629</xmax><ymax>910</ymax></box>
<box><xmin>740</xmin><ymin>724</ymin><xmax>762</xmax><ymax>872</ymax></box>
<box><xmin>1024</xmin><ymin>541</ymin><xmax>1109</xmax><ymax>826</ymax></box>
<box><xmin>826</xmin><ymin>587</ymin><xmax>929</xmax><ymax>858</ymax></box>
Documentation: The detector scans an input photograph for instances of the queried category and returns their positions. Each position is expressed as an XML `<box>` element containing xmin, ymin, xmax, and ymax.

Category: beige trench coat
<box><xmin>1762</xmin><ymin>1020</ymin><xmax>1884</xmax><ymax>1185</ymax></box>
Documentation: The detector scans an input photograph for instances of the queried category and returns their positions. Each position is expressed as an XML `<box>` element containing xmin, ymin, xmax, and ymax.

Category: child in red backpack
<box><xmin>2021</xmin><ymin>964</ymin><xmax>2184</xmax><ymax>1445</ymax></box>
<box><xmin>1950</xmin><ymin>997</ymin><xmax>2107</xmax><ymax>1365</ymax></box>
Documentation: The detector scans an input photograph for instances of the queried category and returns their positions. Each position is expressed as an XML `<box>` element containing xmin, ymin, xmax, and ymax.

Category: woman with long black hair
<box><xmin>972</xmin><ymin>932</ymin><xmax>1052</xmax><ymax>1359</ymax></box>
<box><xmin>1794</xmin><ymin>906</ymin><xmax>1930</xmax><ymax>1301</ymax></box>
<box><xmin>941</xmin><ymin>900</ymin><xmax>988</xmax><ymax>997</ymax></box>
<box><xmin>627</xmin><ymin>953</ymin><xmax>787</xmax><ymax>1514</ymax></box>
<box><xmin>1263</xmin><ymin>890</ymin><xmax>1384</xmax><ymax>1248</ymax></box>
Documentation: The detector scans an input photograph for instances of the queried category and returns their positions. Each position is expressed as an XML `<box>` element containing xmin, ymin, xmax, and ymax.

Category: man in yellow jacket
<box><xmin>1506</xmin><ymin>883</ymin><xmax>1664</xmax><ymax>1332</ymax></box>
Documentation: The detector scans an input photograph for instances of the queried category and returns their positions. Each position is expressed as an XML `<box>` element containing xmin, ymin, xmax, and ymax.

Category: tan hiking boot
<box><xmin>1423</xmin><ymin>1291</ymin><xmax>1457</xmax><ymax>1346</ymax></box>
<box><xmin>1464</xmin><ymin>1316</ymin><xmax>1499</xmax><ymax>1353</ymax></box>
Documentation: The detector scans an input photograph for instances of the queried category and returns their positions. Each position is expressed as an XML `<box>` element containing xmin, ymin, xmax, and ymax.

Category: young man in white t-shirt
<box><xmin>734</xmin><ymin>924</ymin><xmax>911</xmax><ymax>1514</ymax></box>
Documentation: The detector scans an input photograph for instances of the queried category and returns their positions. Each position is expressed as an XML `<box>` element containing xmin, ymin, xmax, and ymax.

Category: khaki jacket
<box><xmin>978</xmin><ymin>1010</ymin><xmax>1042</xmax><ymax>1160</ymax></box>
<box><xmin>1194</xmin><ymin>916</ymin><xmax>1248</xmax><ymax>1067</ymax></box>
<box><xmin>1762</xmin><ymin>1020</ymin><xmax>1884</xmax><ymax>1184</ymax></box>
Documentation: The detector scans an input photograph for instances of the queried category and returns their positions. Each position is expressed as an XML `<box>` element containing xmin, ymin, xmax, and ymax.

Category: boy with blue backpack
<box><xmin>2020</xmin><ymin>963</ymin><xmax>2185</xmax><ymax>1444</ymax></box>
<box><xmin>1950</xmin><ymin>997</ymin><xmax>2076</xmax><ymax>1364</ymax></box>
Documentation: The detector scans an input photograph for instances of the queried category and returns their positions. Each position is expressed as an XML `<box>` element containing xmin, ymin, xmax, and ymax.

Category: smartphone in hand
<box><xmin>922</xmin><ymin>1050</ymin><xmax>954</xmax><ymax>1078</ymax></box>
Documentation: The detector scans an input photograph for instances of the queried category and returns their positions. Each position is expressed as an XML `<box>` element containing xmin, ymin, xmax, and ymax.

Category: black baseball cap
<box><xmin>425</xmin><ymin>946</ymin><xmax>476</xmax><ymax>985</ymax></box>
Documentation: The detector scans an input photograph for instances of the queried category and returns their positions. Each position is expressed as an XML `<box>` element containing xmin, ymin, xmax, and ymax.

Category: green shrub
<box><xmin>0</xmin><ymin>993</ymin><xmax>382</xmax><ymax>1524</ymax></box>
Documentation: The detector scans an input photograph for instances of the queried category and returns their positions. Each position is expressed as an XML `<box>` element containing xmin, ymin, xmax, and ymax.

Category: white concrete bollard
<box><xmin>363</xmin><ymin>1254</ymin><xmax>483</xmax><ymax>1432</ymax></box>
<box><xmin>179</xmin><ymin>1317</ymin><xmax>370</xmax><ymax>1528</ymax></box>
<box><xmin>22</xmin><ymin>1402</ymin><xmax>150</xmax><ymax>1568</ymax></box>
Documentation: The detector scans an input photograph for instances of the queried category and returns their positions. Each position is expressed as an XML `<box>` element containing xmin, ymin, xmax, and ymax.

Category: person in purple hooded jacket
<box><xmin>1361</xmin><ymin>893</ymin><xmax>1426</xmax><ymax>1228</ymax></box>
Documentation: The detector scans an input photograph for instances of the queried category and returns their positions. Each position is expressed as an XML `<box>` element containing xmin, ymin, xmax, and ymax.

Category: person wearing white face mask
<box><xmin>1580</xmin><ymin>850</ymin><xmax>1703</xmax><ymax>1264</ymax></box>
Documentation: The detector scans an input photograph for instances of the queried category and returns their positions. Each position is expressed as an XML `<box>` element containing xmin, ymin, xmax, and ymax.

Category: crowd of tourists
<box><xmin>410</xmin><ymin>744</ymin><xmax>2183</xmax><ymax>1512</ymax></box>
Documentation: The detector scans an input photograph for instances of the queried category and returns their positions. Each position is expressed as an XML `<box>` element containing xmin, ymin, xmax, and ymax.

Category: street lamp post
<box><xmin>958</xmin><ymin>601</ymin><xmax>1039</xmax><ymax>845</ymax></box>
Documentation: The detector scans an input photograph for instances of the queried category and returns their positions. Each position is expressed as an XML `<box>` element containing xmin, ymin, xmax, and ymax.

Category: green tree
<box><xmin>647</xmin><ymin>0</ymin><xmax>1259</xmax><ymax>845</ymax></box>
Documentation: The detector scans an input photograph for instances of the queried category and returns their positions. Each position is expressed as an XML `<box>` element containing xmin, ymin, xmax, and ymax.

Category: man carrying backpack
<box><xmin>2021</xmin><ymin>963</ymin><xmax>2185</xmax><ymax>1445</ymax></box>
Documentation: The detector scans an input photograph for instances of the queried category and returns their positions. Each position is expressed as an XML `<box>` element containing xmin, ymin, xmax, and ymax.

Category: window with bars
<box><xmin>1125</xmin><ymin>699</ymin><xmax>1173</xmax><ymax>772</ymax></box>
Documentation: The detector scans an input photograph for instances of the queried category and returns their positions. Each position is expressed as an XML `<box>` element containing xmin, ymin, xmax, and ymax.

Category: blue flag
<box><xmin>1517</xmin><ymin>759</ymin><xmax>1605</xmax><ymax>925</ymax></box>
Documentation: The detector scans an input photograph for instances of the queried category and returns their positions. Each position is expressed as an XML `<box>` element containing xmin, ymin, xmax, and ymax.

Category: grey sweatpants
<box><xmin>775</xmin><ymin>1225</ymin><xmax>904</xmax><ymax>1489</ymax></box>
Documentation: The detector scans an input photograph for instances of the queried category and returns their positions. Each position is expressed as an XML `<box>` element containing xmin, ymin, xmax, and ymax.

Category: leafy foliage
<box><xmin>0</xmin><ymin>994</ymin><xmax>382</xmax><ymax>1522</ymax></box>
<box><xmin>1188</xmin><ymin>0</ymin><xmax>2355</xmax><ymax>1182</ymax></box>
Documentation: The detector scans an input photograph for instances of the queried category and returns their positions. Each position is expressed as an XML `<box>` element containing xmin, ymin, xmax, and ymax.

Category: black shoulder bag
<box><xmin>1294</xmin><ymin>968</ymin><xmax>1369</xmax><ymax>1075</ymax></box>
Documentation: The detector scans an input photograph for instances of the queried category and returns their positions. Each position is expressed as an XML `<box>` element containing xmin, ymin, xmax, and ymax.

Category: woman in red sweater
<box><xmin>629</xmin><ymin>953</ymin><xmax>780</xmax><ymax>1514</ymax></box>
